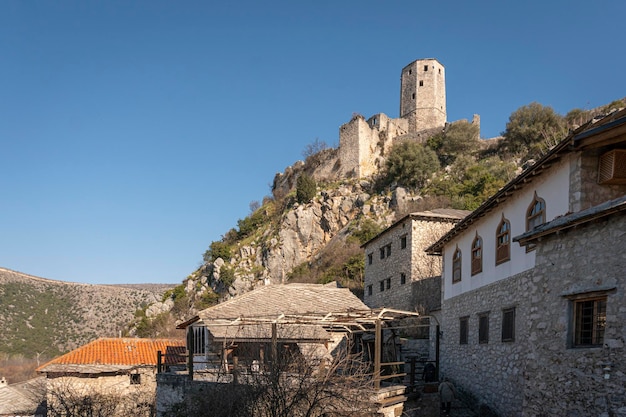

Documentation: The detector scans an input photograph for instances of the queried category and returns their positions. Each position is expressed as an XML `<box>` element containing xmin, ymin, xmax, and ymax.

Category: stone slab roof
<box><xmin>206</xmin><ymin>322</ymin><xmax>331</xmax><ymax>343</ymax></box>
<box><xmin>195</xmin><ymin>283</ymin><xmax>369</xmax><ymax>323</ymax></box>
<box><xmin>37</xmin><ymin>338</ymin><xmax>186</xmax><ymax>374</ymax></box>
<box><xmin>0</xmin><ymin>377</ymin><xmax>46</xmax><ymax>416</ymax></box>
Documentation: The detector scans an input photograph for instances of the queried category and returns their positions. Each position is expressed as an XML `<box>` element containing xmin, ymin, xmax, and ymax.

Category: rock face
<box><xmin>182</xmin><ymin>181</ymin><xmax>399</xmax><ymax>306</ymax></box>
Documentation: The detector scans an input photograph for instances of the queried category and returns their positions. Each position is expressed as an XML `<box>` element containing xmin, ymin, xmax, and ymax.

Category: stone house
<box><xmin>37</xmin><ymin>337</ymin><xmax>185</xmax><ymax>417</ymax></box>
<box><xmin>426</xmin><ymin>108</ymin><xmax>626</xmax><ymax>416</ymax></box>
<box><xmin>0</xmin><ymin>377</ymin><xmax>46</xmax><ymax>417</ymax></box>
<box><xmin>157</xmin><ymin>283</ymin><xmax>423</xmax><ymax>417</ymax></box>
<box><xmin>362</xmin><ymin>209</ymin><xmax>469</xmax><ymax>313</ymax></box>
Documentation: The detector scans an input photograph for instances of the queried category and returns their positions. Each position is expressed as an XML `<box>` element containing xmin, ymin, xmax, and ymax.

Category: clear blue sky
<box><xmin>1</xmin><ymin>1</ymin><xmax>623</xmax><ymax>284</ymax></box>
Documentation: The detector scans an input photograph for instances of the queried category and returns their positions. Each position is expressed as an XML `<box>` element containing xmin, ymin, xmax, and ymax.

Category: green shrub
<box><xmin>203</xmin><ymin>241</ymin><xmax>233</xmax><ymax>263</ymax></box>
<box><xmin>383</xmin><ymin>142</ymin><xmax>440</xmax><ymax>190</ymax></box>
<box><xmin>296</xmin><ymin>173</ymin><xmax>317</xmax><ymax>204</ymax></box>
<box><xmin>349</xmin><ymin>219</ymin><xmax>383</xmax><ymax>245</ymax></box>
<box><xmin>220</xmin><ymin>266</ymin><xmax>235</xmax><ymax>288</ymax></box>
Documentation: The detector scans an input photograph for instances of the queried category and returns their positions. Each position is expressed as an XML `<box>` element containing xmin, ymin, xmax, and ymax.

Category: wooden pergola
<box><xmin>178</xmin><ymin>307</ymin><xmax>434</xmax><ymax>389</ymax></box>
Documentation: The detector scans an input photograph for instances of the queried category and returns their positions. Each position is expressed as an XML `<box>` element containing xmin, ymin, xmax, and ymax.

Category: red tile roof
<box><xmin>37</xmin><ymin>338</ymin><xmax>185</xmax><ymax>372</ymax></box>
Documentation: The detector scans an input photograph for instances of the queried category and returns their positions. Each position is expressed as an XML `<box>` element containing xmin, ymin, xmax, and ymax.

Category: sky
<box><xmin>1</xmin><ymin>1</ymin><xmax>624</xmax><ymax>285</ymax></box>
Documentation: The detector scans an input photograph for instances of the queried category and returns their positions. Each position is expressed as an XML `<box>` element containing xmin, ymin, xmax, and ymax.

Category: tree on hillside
<box><xmin>427</xmin><ymin>120</ymin><xmax>480</xmax><ymax>165</ymax></box>
<box><xmin>500</xmin><ymin>102</ymin><xmax>566</xmax><ymax>158</ymax></box>
<box><xmin>427</xmin><ymin>155</ymin><xmax>516</xmax><ymax>210</ymax></box>
<box><xmin>296</xmin><ymin>173</ymin><xmax>317</xmax><ymax>204</ymax></box>
<box><xmin>384</xmin><ymin>141</ymin><xmax>440</xmax><ymax>190</ymax></box>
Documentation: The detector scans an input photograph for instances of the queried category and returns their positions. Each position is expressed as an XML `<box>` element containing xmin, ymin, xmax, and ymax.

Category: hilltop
<box><xmin>0</xmin><ymin>267</ymin><xmax>174</xmax><ymax>360</ymax></box>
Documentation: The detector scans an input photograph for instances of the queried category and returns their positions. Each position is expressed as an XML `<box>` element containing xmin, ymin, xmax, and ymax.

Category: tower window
<box><xmin>424</xmin><ymin>65</ymin><xmax>428</xmax><ymax>71</ymax></box>
<box><xmin>478</xmin><ymin>312</ymin><xmax>490</xmax><ymax>344</ymax></box>
<box><xmin>130</xmin><ymin>373</ymin><xmax>141</xmax><ymax>385</ymax></box>
<box><xmin>408</xmin><ymin>69</ymin><xmax>412</xmax><ymax>75</ymax></box>
<box><xmin>419</xmin><ymin>80</ymin><xmax>424</xmax><ymax>87</ymax></box>
<box><xmin>400</xmin><ymin>273</ymin><xmax>406</xmax><ymax>285</ymax></box>
<box><xmin>412</xmin><ymin>93</ymin><xmax>416</xmax><ymax>99</ymax></box>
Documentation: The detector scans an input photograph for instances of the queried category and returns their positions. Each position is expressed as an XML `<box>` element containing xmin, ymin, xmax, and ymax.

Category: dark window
<box><xmin>452</xmin><ymin>247</ymin><xmax>462</xmax><ymax>283</ymax></box>
<box><xmin>496</xmin><ymin>216</ymin><xmax>511</xmax><ymax>265</ymax></box>
<box><xmin>368</xmin><ymin>253</ymin><xmax>373</xmax><ymax>265</ymax></box>
<box><xmin>502</xmin><ymin>307</ymin><xmax>516</xmax><ymax>342</ymax></box>
<box><xmin>408</xmin><ymin>69</ymin><xmax>412</xmax><ymax>75</ymax></box>
<box><xmin>412</xmin><ymin>93</ymin><xmax>416</xmax><ymax>99</ymax></box>
<box><xmin>380</xmin><ymin>281</ymin><xmax>385</xmax><ymax>292</ymax></box>
<box><xmin>386</xmin><ymin>278</ymin><xmax>391</xmax><ymax>290</ymax></box>
<box><xmin>400</xmin><ymin>236</ymin><xmax>407</xmax><ymax>249</ymax></box>
<box><xmin>367</xmin><ymin>285</ymin><xmax>373</xmax><ymax>296</ymax></box>
<box><xmin>573</xmin><ymin>297</ymin><xmax>606</xmax><ymax>347</ymax></box>
<box><xmin>471</xmin><ymin>234</ymin><xmax>482</xmax><ymax>275</ymax></box>
<box><xmin>380</xmin><ymin>247</ymin><xmax>385</xmax><ymax>259</ymax></box>
<box><xmin>419</xmin><ymin>80</ymin><xmax>424</xmax><ymax>87</ymax></box>
<box><xmin>192</xmin><ymin>327</ymin><xmax>206</xmax><ymax>355</ymax></box>
<box><xmin>130</xmin><ymin>373</ymin><xmax>141</xmax><ymax>385</ymax></box>
<box><xmin>478</xmin><ymin>312</ymin><xmax>489</xmax><ymax>344</ymax></box>
<box><xmin>459</xmin><ymin>316</ymin><xmax>469</xmax><ymax>345</ymax></box>
<box><xmin>424</xmin><ymin>65</ymin><xmax>428</xmax><ymax>71</ymax></box>
<box><xmin>386</xmin><ymin>244</ymin><xmax>391</xmax><ymax>257</ymax></box>
<box><xmin>400</xmin><ymin>273</ymin><xmax>406</xmax><ymax>285</ymax></box>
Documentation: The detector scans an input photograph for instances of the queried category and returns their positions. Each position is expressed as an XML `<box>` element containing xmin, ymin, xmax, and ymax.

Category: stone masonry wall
<box><xmin>521</xmin><ymin>212</ymin><xmax>626</xmax><ymax>417</ymax></box>
<box><xmin>440</xmin><ymin>270</ymin><xmax>531</xmax><ymax>417</ymax></box>
<box><xmin>364</xmin><ymin>217</ymin><xmax>455</xmax><ymax>312</ymax></box>
<box><xmin>569</xmin><ymin>150</ymin><xmax>626</xmax><ymax>212</ymax></box>
<box><xmin>440</xmin><ymin>212</ymin><xmax>626</xmax><ymax>417</ymax></box>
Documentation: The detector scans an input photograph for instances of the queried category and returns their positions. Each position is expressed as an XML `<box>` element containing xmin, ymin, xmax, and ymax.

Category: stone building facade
<box><xmin>363</xmin><ymin>209</ymin><xmax>468</xmax><ymax>312</ymax></box>
<box><xmin>427</xmin><ymin>108</ymin><xmax>626</xmax><ymax>416</ymax></box>
<box><xmin>400</xmin><ymin>58</ymin><xmax>446</xmax><ymax>133</ymax></box>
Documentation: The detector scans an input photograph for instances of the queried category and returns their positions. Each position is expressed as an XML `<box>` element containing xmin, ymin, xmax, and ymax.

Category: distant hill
<box><xmin>0</xmin><ymin>267</ymin><xmax>174</xmax><ymax>359</ymax></box>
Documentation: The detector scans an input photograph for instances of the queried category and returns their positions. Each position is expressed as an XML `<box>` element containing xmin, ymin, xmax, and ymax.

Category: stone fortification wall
<box><xmin>337</xmin><ymin>113</ymin><xmax>408</xmax><ymax>179</ymax></box>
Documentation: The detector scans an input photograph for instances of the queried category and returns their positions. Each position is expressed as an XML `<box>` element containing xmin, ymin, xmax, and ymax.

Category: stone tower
<box><xmin>400</xmin><ymin>58</ymin><xmax>446</xmax><ymax>133</ymax></box>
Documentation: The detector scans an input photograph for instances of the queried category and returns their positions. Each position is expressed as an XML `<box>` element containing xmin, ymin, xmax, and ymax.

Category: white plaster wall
<box><xmin>442</xmin><ymin>157</ymin><xmax>571</xmax><ymax>300</ymax></box>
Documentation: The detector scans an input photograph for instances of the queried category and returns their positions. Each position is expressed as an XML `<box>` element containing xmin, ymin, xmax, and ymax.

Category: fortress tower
<box><xmin>400</xmin><ymin>58</ymin><xmax>446</xmax><ymax>132</ymax></box>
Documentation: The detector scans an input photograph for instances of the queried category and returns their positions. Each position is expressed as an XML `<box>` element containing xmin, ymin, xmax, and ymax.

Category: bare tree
<box><xmin>302</xmin><ymin>138</ymin><xmax>328</xmax><ymax>159</ymax></box>
<box><xmin>163</xmin><ymin>328</ymin><xmax>379</xmax><ymax>417</ymax></box>
<box><xmin>43</xmin><ymin>374</ymin><xmax>155</xmax><ymax>417</ymax></box>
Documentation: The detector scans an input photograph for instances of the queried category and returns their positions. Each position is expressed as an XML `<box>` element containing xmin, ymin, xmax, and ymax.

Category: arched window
<box><xmin>526</xmin><ymin>192</ymin><xmax>546</xmax><ymax>252</ymax></box>
<box><xmin>471</xmin><ymin>233</ymin><xmax>483</xmax><ymax>275</ymax></box>
<box><xmin>496</xmin><ymin>215</ymin><xmax>511</xmax><ymax>265</ymax></box>
<box><xmin>527</xmin><ymin>192</ymin><xmax>546</xmax><ymax>231</ymax></box>
<box><xmin>452</xmin><ymin>246</ymin><xmax>462</xmax><ymax>283</ymax></box>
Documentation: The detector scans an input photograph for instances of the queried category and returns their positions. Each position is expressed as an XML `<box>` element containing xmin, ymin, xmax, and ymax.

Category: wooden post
<box><xmin>374</xmin><ymin>319</ymin><xmax>381</xmax><ymax>390</ymax></box>
<box><xmin>435</xmin><ymin>324</ymin><xmax>440</xmax><ymax>381</ymax></box>
<box><xmin>187</xmin><ymin>328</ymin><xmax>194</xmax><ymax>380</ymax></box>
<box><xmin>271</xmin><ymin>322</ymin><xmax>278</xmax><ymax>366</ymax></box>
